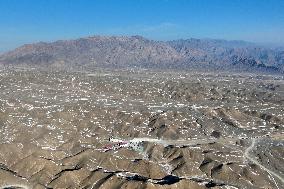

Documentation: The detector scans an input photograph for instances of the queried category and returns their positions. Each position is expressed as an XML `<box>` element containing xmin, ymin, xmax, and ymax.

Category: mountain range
<box><xmin>0</xmin><ymin>35</ymin><xmax>283</xmax><ymax>73</ymax></box>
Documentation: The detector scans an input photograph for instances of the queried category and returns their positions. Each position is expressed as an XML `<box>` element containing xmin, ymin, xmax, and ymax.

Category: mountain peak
<box><xmin>0</xmin><ymin>35</ymin><xmax>283</xmax><ymax>73</ymax></box>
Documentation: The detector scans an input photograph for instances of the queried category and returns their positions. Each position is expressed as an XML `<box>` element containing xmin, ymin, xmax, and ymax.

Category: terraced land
<box><xmin>0</xmin><ymin>68</ymin><xmax>283</xmax><ymax>189</ymax></box>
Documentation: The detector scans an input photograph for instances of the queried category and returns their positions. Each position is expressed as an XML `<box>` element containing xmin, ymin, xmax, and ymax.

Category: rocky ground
<box><xmin>0</xmin><ymin>68</ymin><xmax>283</xmax><ymax>189</ymax></box>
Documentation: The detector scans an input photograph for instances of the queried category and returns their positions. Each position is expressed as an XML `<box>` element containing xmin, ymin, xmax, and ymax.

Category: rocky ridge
<box><xmin>0</xmin><ymin>36</ymin><xmax>283</xmax><ymax>73</ymax></box>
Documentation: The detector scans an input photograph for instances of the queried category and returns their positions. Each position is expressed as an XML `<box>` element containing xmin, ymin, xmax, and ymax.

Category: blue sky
<box><xmin>0</xmin><ymin>0</ymin><xmax>284</xmax><ymax>52</ymax></box>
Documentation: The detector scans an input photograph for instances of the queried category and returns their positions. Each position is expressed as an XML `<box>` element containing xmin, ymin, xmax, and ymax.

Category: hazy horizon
<box><xmin>0</xmin><ymin>0</ymin><xmax>284</xmax><ymax>52</ymax></box>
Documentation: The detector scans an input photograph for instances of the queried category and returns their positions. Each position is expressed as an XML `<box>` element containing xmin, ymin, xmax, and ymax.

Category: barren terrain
<box><xmin>0</xmin><ymin>68</ymin><xmax>283</xmax><ymax>189</ymax></box>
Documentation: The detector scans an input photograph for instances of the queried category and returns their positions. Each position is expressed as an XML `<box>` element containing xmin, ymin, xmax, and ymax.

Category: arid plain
<box><xmin>0</xmin><ymin>68</ymin><xmax>283</xmax><ymax>189</ymax></box>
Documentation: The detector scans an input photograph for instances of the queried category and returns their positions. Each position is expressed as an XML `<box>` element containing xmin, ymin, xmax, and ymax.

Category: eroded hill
<box><xmin>0</xmin><ymin>69</ymin><xmax>283</xmax><ymax>189</ymax></box>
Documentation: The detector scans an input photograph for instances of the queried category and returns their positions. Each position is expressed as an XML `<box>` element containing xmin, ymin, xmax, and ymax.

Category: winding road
<box><xmin>244</xmin><ymin>138</ymin><xmax>284</xmax><ymax>187</ymax></box>
<box><xmin>130</xmin><ymin>135</ymin><xmax>284</xmax><ymax>187</ymax></box>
